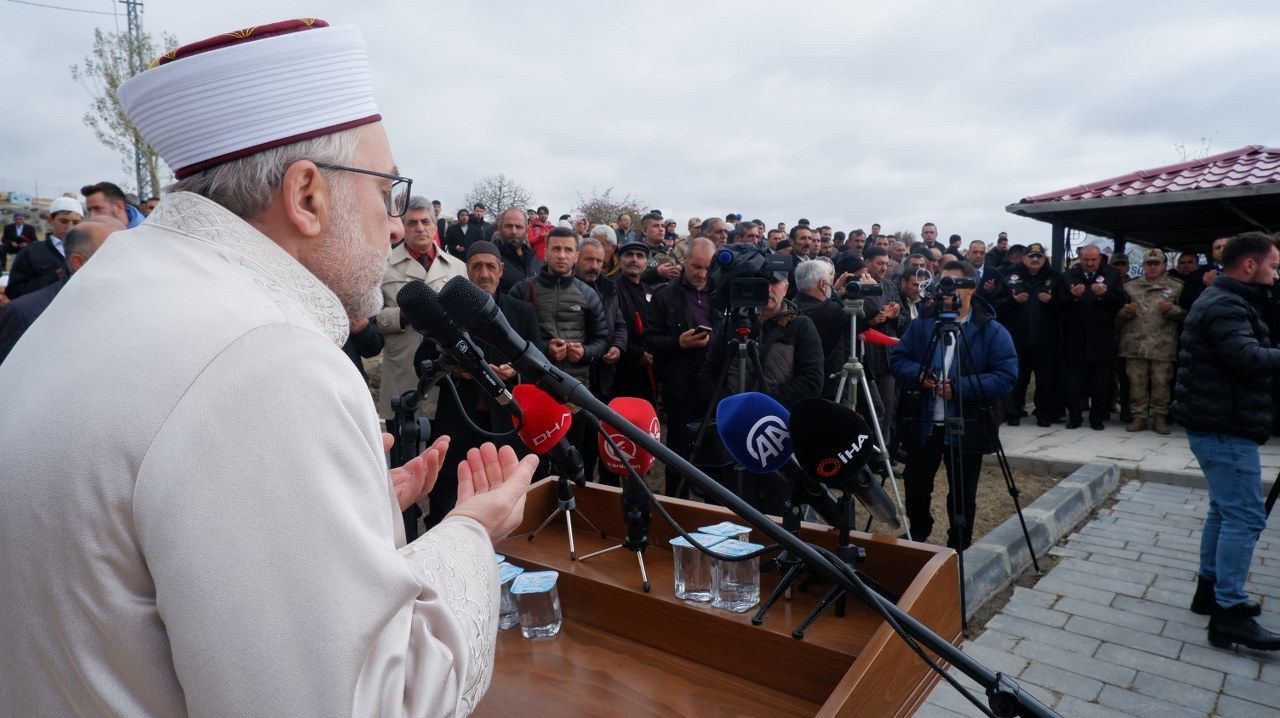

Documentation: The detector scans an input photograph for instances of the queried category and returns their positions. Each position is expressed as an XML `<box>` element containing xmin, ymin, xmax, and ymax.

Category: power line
<box><xmin>1</xmin><ymin>0</ymin><xmax>115</xmax><ymax>14</ymax></box>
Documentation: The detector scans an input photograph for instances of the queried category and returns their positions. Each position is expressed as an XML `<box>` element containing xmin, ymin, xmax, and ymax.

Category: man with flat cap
<box><xmin>0</xmin><ymin>18</ymin><xmax>536</xmax><ymax>716</ymax></box>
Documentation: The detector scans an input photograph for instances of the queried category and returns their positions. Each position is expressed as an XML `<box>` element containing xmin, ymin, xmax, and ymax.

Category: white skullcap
<box><xmin>49</xmin><ymin>197</ymin><xmax>83</xmax><ymax>216</ymax></box>
<box><xmin>116</xmin><ymin>19</ymin><xmax>381</xmax><ymax>179</ymax></box>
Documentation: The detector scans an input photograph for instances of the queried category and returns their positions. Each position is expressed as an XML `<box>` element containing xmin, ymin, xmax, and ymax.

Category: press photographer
<box><xmin>891</xmin><ymin>261</ymin><xmax>1018</xmax><ymax>549</ymax></box>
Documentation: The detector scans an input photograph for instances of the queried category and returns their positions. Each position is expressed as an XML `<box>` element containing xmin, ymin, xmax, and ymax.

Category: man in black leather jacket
<box><xmin>1172</xmin><ymin>231</ymin><xmax>1280</xmax><ymax>652</ymax></box>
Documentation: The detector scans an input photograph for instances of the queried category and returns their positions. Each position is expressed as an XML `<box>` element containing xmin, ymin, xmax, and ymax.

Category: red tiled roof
<box><xmin>1019</xmin><ymin>145</ymin><xmax>1280</xmax><ymax>204</ymax></box>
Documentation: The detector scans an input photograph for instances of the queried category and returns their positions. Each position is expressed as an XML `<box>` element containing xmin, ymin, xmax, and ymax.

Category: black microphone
<box><xmin>396</xmin><ymin>280</ymin><xmax>520</xmax><ymax>418</ymax></box>
<box><xmin>790</xmin><ymin>398</ymin><xmax>899</xmax><ymax>528</ymax></box>
<box><xmin>438</xmin><ymin>275</ymin><xmax>555</xmax><ymax>383</ymax></box>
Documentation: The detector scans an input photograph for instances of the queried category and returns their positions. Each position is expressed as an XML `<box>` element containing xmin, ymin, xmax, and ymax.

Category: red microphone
<box><xmin>597</xmin><ymin>397</ymin><xmax>662</xmax><ymax>477</ymax></box>
<box><xmin>859</xmin><ymin>327</ymin><xmax>899</xmax><ymax>346</ymax></box>
<box><xmin>513</xmin><ymin>384</ymin><xmax>584</xmax><ymax>485</ymax></box>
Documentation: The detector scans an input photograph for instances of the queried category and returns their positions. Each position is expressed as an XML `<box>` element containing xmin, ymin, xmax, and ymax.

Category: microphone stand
<box><xmin>577</xmin><ymin>413</ymin><xmax>653</xmax><ymax>592</ymax></box>
<box><xmin>530</xmin><ymin>363</ymin><xmax>1057</xmax><ymax>718</ymax></box>
<box><xmin>527</xmin><ymin>472</ymin><xmax>604</xmax><ymax>561</ymax></box>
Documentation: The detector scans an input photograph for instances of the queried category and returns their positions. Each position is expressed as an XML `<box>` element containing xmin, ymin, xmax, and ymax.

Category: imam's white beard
<box><xmin>308</xmin><ymin>183</ymin><xmax>389</xmax><ymax>320</ymax></box>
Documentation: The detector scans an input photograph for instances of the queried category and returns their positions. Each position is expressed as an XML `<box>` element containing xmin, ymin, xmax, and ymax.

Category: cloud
<box><xmin>3</xmin><ymin>0</ymin><xmax>1276</xmax><ymax>247</ymax></box>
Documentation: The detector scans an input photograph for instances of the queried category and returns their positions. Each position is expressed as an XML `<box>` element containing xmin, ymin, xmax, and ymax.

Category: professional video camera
<box><xmin>922</xmin><ymin>273</ymin><xmax>977</xmax><ymax>309</ymax></box>
<box><xmin>708</xmin><ymin>244</ymin><xmax>792</xmax><ymax>311</ymax></box>
<box><xmin>842</xmin><ymin>280</ymin><xmax>884</xmax><ymax>300</ymax></box>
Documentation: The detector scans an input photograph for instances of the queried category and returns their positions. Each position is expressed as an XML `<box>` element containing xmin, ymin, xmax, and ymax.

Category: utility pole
<box><xmin>120</xmin><ymin>0</ymin><xmax>147</xmax><ymax>199</ymax></box>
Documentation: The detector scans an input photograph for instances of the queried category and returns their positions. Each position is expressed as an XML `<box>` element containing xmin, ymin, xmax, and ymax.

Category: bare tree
<box><xmin>1174</xmin><ymin>137</ymin><xmax>1213</xmax><ymax>162</ymax></box>
<box><xmin>574</xmin><ymin>187</ymin><xmax>648</xmax><ymax>226</ymax></box>
<box><xmin>71</xmin><ymin>27</ymin><xmax>177</xmax><ymax>200</ymax></box>
<box><xmin>462</xmin><ymin>174</ymin><xmax>533</xmax><ymax>219</ymax></box>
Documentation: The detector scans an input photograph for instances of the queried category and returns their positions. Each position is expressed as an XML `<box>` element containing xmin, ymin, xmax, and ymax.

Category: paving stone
<box><xmin>1155</xmin><ymin>534</ymin><xmax>1204</xmax><ymax>553</ymax></box>
<box><xmin>1011</xmin><ymin>639</ymin><xmax>1137</xmax><ymax>686</ymax></box>
<box><xmin>984</xmin><ymin>614</ymin><xmax>1101</xmax><ymax>657</ymax></box>
<box><xmin>1032</xmin><ymin>573</ymin><xmax>1119</xmax><ymax>605</ymax></box>
<box><xmin>1130</xmin><ymin>671</ymin><xmax>1220</xmax><ymax>713</ymax></box>
<box><xmin>1020</xmin><ymin>662</ymin><xmax>1103</xmax><ymax>701</ymax></box>
<box><xmin>971</xmin><ymin>628</ymin><xmax>1019</xmax><ymax>652</ymax></box>
<box><xmin>1058</xmin><ymin>556</ymin><xmax>1157</xmax><ymax>586</ymax></box>
<box><xmin>913</xmin><ymin>704</ymin><xmax>973</xmax><ymax>718</ymax></box>
<box><xmin>960</xmin><ymin>642</ymin><xmax>1029</xmax><ymax>677</ymax></box>
<box><xmin>1214</xmin><ymin>694</ymin><xmax>1280</xmax><ymax>718</ymax></box>
<box><xmin>1095</xmin><ymin>643</ymin><xmax>1224</xmax><ymax>692</ymax></box>
<box><xmin>1051</xmin><ymin>695</ymin><xmax>1133</xmax><ymax>718</ymax></box>
<box><xmin>1221</xmin><ymin>673</ymin><xmax>1280</xmax><ymax>707</ymax></box>
<box><xmin>1111</xmin><ymin>593</ymin><xmax>1207</xmax><ymax>628</ymax></box>
<box><xmin>1001</xmin><ymin>600</ymin><xmax>1070</xmax><ymax>629</ymax></box>
<box><xmin>1088</xmin><ymin>551</ymin><xmax>1196</xmax><ymax>582</ymax></box>
<box><xmin>1162</xmin><ymin>619</ymin><xmax>1210</xmax><ymax>645</ymax></box>
<box><xmin>1137</xmin><ymin>550</ymin><xmax>1201</xmax><ymax>573</ymax></box>
<box><xmin>1054</xmin><ymin>597</ymin><xmax>1165</xmax><ymax>634</ymax></box>
<box><xmin>1095</xmin><ymin>685</ymin><xmax>1210</xmax><ymax>718</ymax></box>
<box><xmin>1045</xmin><ymin>566</ymin><xmax>1150</xmax><ymax>598</ymax></box>
<box><xmin>1049</xmin><ymin>545</ymin><xmax>1088</xmax><ymax>560</ymax></box>
<box><xmin>1069</xmin><ymin>531</ymin><xmax>1130</xmax><ymax>550</ymax></box>
<box><xmin>1179</xmin><ymin>643</ymin><xmax>1262</xmax><ymax>680</ymax></box>
<box><xmin>1065</xmin><ymin>616</ymin><xmax>1183</xmax><ymax>658</ymax></box>
<box><xmin>1140</xmin><ymin>542</ymin><xmax>1201</xmax><ymax>563</ymax></box>
<box><xmin>1261</xmin><ymin>661</ymin><xmax>1280</xmax><ymax>686</ymax></box>
<box><xmin>1145</xmin><ymin>584</ymin><xmax>1196</xmax><ymax>610</ymax></box>
<box><xmin>1067</xmin><ymin>537</ymin><xmax>1144</xmax><ymax>561</ymax></box>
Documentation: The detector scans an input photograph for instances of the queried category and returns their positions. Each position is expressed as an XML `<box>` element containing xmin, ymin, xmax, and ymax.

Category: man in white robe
<box><xmin>0</xmin><ymin>18</ymin><xmax>535</xmax><ymax>717</ymax></box>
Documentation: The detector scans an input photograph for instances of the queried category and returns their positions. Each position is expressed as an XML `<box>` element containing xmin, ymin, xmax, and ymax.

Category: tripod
<box><xmin>687</xmin><ymin>307</ymin><xmax>767</xmax><ymax>501</ymax></box>
<box><xmin>527</xmin><ymin>470</ymin><xmax>604</xmax><ymax>561</ymax></box>
<box><xmin>830</xmin><ymin>293</ymin><xmax>909</xmax><ymax>536</ymax></box>
<box><xmin>914</xmin><ymin>295</ymin><xmax>1041</xmax><ymax>631</ymax></box>
<box><xmin>577</xmin><ymin>413</ymin><xmax>654</xmax><ymax>592</ymax></box>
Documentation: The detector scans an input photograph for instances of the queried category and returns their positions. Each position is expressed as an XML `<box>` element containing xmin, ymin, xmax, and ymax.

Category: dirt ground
<box><xmin>921</xmin><ymin>464</ymin><xmax>1058</xmax><ymax>544</ymax></box>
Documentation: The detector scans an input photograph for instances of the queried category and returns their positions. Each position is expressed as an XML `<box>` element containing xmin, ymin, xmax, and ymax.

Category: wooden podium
<box><xmin>474</xmin><ymin>479</ymin><xmax>961</xmax><ymax>717</ymax></box>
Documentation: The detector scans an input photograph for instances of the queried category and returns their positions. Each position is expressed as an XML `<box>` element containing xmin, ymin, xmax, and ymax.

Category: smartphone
<box><xmin>693</xmin><ymin>325</ymin><xmax>712</xmax><ymax>336</ymax></box>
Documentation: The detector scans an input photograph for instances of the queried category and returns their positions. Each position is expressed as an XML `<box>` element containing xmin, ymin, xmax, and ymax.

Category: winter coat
<box><xmin>698</xmin><ymin>299</ymin><xmax>824</xmax><ymax>410</ymax></box>
<box><xmin>643</xmin><ymin>277</ymin><xmax>723</xmax><ymax>398</ymax></box>
<box><xmin>509</xmin><ymin>268</ymin><xmax>610</xmax><ymax>383</ymax></box>
<box><xmin>1172</xmin><ymin>276</ymin><xmax>1280</xmax><ymax>444</ymax></box>
<box><xmin>582</xmin><ymin>274</ymin><xmax>628</xmax><ymax>396</ymax></box>
<box><xmin>497</xmin><ymin>240</ymin><xmax>543</xmax><ymax>294</ymax></box>
<box><xmin>1117</xmin><ymin>274</ymin><xmax>1185</xmax><ymax>361</ymax></box>
<box><xmin>1062</xmin><ymin>264</ymin><xmax>1127</xmax><ymax>363</ymax></box>
<box><xmin>890</xmin><ymin>300</ymin><xmax>1018</xmax><ymax>451</ymax></box>
<box><xmin>992</xmin><ymin>265</ymin><xmax>1064</xmax><ymax>351</ymax></box>
<box><xmin>5</xmin><ymin>239</ymin><xmax>68</xmax><ymax>299</ymax></box>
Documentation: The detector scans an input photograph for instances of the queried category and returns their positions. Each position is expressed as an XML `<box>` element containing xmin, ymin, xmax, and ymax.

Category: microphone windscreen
<box><xmin>789</xmin><ymin>398</ymin><xmax>876</xmax><ymax>489</ymax></box>
<box><xmin>438</xmin><ymin>275</ymin><xmax>500</xmax><ymax>330</ymax></box>
<box><xmin>395</xmin><ymin>279</ymin><xmax>450</xmax><ymax>335</ymax></box>
<box><xmin>714</xmin><ymin>392</ymin><xmax>792</xmax><ymax>475</ymax></box>
<box><xmin>860</xmin><ymin>327</ymin><xmax>900</xmax><ymax>346</ymax></box>
<box><xmin>513</xmin><ymin>383</ymin><xmax>572</xmax><ymax>453</ymax></box>
<box><xmin>599</xmin><ymin>397</ymin><xmax>661</xmax><ymax>475</ymax></box>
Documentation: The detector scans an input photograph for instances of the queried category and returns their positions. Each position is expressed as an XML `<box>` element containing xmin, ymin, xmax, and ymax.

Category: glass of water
<box><xmin>498</xmin><ymin>562</ymin><xmax>525</xmax><ymax>630</ymax></box>
<box><xmin>711</xmin><ymin>539</ymin><xmax>763</xmax><ymax>613</ymax></box>
<box><xmin>512</xmin><ymin>570</ymin><xmax>562</xmax><ymax>639</ymax></box>
<box><xmin>670</xmin><ymin>532</ymin><xmax>727</xmax><ymax>602</ymax></box>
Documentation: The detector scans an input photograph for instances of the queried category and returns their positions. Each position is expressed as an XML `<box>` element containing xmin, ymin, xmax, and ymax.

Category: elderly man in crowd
<box><xmin>493</xmin><ymin>207</ymin><xmax>542</xmax><ymax>292</ymax></box>
<box><xmin>1063</xmin><ymin>244</ymin><xmax>1126</xmax><ymax>430</ymax></box>
<box><xmin>994</xmin><ymin>242</ymin><xmax>1062</xmax><ymax>427</ymax></box>
<box><xmin>1117</xmin><ymin>249</ymin><xmax>1185</xmax><ymax>434</ymax></box>
<box><xmin>576</xmin><ymin>235</ymin><xmax>629</xmax><ymax>482</ymax></box>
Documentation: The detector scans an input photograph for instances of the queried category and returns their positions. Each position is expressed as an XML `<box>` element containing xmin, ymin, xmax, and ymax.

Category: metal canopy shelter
<box><xmin>1006</xmin><ymin>145</ymin><xmax>1280</xmax><ymax>271</ymax></box>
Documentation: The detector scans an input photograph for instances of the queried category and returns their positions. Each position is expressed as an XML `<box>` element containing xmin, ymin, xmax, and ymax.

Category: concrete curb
<box><xmin>991</xmin><ymin>453</ymin><xmax>1276</xmax><ymax>493</ymax></box>
<box><xmin>962</xmin><ymin>461</ymin><xmax>1120</xmax><ymax>618</ymax></box>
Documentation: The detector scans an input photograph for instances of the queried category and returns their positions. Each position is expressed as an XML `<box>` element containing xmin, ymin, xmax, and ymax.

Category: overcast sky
<box><xmin>4</xmin><ymin>1</ymin><xmax>1277</xmax><ymax>245</ymax></box>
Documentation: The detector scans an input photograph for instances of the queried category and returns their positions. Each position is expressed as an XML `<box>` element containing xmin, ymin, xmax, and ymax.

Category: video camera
<box><xmin>708</xmin><ymin>244</ymin><xmax>791</xmax><ymax>311</ymax></box>
<box><xmin>842</xmin><ymin>281</ymin><xmax>884</xmax><ymax>300</ymax></box>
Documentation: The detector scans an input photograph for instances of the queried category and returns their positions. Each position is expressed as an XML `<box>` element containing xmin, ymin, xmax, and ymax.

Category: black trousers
<box><xmin>1066</xmin><ymin>360</ymin><xmax>1112</xmax><ymax>423</ymax></box>
<box><xmin>903</xmin><ymin>425</ymin><xmax>984</xmax><ymax>549</ymax></box>
<box><xmin>662</xmin><ymin>389</ymin><xmax>702</xmax><ymax>498</ymax></box>
<box><xmin>1006</xmin><ymin>344</ymin><xmax>1060</xmax><ymax>421</ymax></box>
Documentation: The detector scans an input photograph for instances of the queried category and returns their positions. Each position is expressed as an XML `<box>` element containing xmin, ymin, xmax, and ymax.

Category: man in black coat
<box><xmin>575</xmin><ymin>235</ymin><xmax>628</xmax><ymax>484</ymax></box>
<box><xmin>2</xmin><ymin>213</ymin><xmax>39</xmax><ymax>272</ymax></box>
<box><xmin>491</xmin><ymin>208</ymin><xmax>542</xmax><ymax>293</ymax></box>
<box><xmin>415</xmin><ymin>240</ymin><xmax>543</xmax><ymax>531</ymax></box>
<box><xmin>644</xmin><ymin>238</ymin><xmax>722</xmax><ymax>497</ymax></box>
<box><xmin>341</xmin><ymin>317</ymin><xmax>384</xmax><ymax>382</ymax></box>
<box><xmin>1062</xmin><ymin>244</ymin><xmax>1126</xmax><ymax>429</ymax></box>
<box><xmin>6</xmin><ymin>199</ymin><xmax>83</xmax><ymax>299</ymax></box>
<box><xmin>1178</xmin><ymin>236</ymin><xmax>1227</xmax><ymax>310</ymax></box>
<box><xmin>993</xmin><ymin>243</ymin><xmax>1064</xmax><ymax>426</ymax></box>
<box><xmin>612</xmin><ymin>241</ymin><xmax>657</xmax><ymax>404</ymax></box>
<box><xmin>1172</xmin><ymin>231</ymin><xmax>1280</xmax><ymax>651</ymax></box>
<box><xmin>442</xmin><ymin>208</ymin><xmax>478</xmax><ymax>258</ymax></box>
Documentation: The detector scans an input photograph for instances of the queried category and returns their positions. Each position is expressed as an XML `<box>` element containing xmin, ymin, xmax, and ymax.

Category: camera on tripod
<box><xmin>936</xmin><ymin>275</ymin><xmax>976</xmax><ymax>295</ymax></box>
<box><xmin>709</xmin><ymin>245</ymin><xmax>791</xmax><ymax>311</ymax></box>
<box><xmin>842</xmin><ymin>281</ymin><xmax>883</xmax><ymax>300</ymax></box>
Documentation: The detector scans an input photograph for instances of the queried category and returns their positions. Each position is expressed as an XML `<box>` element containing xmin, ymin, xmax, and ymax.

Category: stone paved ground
<box><xmin>918</xmin><ymin>479</ymin><xmax>1280</xmax><ymax>717</ymax></box>
<box><xmin>993</xmin><ymin>420</ymin><xmax>1280</xmax><ymax>488</ymax></box>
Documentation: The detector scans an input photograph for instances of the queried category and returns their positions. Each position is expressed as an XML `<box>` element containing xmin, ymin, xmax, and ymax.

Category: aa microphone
<box><xmin>512</xmin><ymin>384</ymin><xmax>585</xmax><ymax>487</ymax></box>
<box><xmin>789</xmin><ymin>398</ymin><xmax>899</xmax><ymax>528</ymax></box>
<box><xmin>715</xmin><ymin>392</ymin><xmax>842</xmax><ymax>525</ymax></box>
<box><xmin>396</xmin><ymin>280</ymin><xmax>520</xmax><ymax>418</ymax></box>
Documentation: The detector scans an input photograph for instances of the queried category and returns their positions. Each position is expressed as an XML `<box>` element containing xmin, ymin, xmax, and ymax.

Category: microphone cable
<box><xmin>591</xmin><ymin>412</ymin><xmax>998</xmax><ymax>717</ymax></box>
<box><xmin>416</xmin><ymin>365</ymin><xmax>522</xmax><ymax>441</ymax></box>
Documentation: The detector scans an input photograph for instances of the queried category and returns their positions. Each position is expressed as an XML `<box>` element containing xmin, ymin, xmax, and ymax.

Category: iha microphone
<box><xmin>789</xmin><ymin>398</ymin><xmax>899</xmax><ymax>528</ymax></box>
<box><xmin>513</xmin><ymin>384</ymin><xmax>585</xmax><ymax>487</ymax></box>
<box><xmin>395</xmin><ymin>280</ymin><xmax>520</xmax><ymax>418</ymax></box>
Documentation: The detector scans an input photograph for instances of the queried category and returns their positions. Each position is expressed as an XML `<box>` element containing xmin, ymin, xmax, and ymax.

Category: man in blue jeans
<box><xmin>1172</xmin><ymin>231</ymin><xmax>1280</xmax><ymax>651</ymax></box>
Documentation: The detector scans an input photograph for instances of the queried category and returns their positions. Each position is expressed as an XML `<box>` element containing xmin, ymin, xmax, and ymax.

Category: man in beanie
<box><xmin>415</xmin><ymin>239</ymin><xmax>541</xmax><ymax>531</ymax></box>
<box><xmin>0</xmin><ymin>19</ymin><xmax>536</xmax><ymax>716</ymax></box>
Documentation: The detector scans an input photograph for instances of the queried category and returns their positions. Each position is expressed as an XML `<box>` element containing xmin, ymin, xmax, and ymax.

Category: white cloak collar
<box><xmin>145</xmin><ymin>191</ymin><xmax>350</xmax><ymax>346</ymax></box>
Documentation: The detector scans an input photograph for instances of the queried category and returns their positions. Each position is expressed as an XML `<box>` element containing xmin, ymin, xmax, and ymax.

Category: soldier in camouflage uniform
<box><xmin>1117</xmin><ymin>248</ymin><xmax>1186</xmax><ymax>434</ymax></box>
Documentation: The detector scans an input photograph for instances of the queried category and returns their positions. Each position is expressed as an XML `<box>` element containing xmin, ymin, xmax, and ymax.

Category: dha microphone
<box><xmin>789</xmin><ymin>398</ymin><xmax>899</xmax><ymax>528</ymax></box>
<box><xmin>715</xmin><ymin>392</ymin><xmax>842</xmax><ymax>525</ymax></box>
<box><xmin>396</xmin><ymin>280</ymin><xmax>520</xmax><ymax>418</ymax></box>
<box><xmin>512</xmin><ymin>383</ymin><xmax>585</xmax><ymax>487</ymax></box>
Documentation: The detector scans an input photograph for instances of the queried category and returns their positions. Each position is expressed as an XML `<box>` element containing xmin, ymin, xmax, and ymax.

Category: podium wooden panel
<box><xmin>474</xmin><ymin>479</ymin><xmax>961</xmax><ymax>717</ymax></box>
